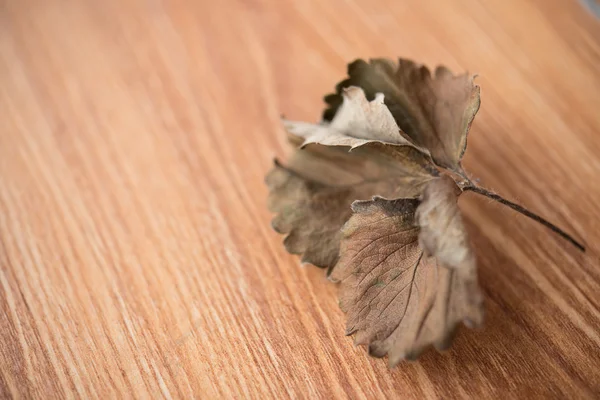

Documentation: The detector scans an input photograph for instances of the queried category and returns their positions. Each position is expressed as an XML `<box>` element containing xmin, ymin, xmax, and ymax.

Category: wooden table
<box><xmin>1</xmin><ymin>0</ymin><xmax>599</xmax><ymax>398</ymax></box>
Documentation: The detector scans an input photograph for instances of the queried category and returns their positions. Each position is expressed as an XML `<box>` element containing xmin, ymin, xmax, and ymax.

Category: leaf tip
<box><xmin>374</xmin><ymin>92</ymin><xmax>385</xmax><ymax>103</ymax></box>
<box><xmin>387</xmin><ymin>354</ymin><xmax>405</xmax><ymax>368</ymax></box>
<box><xmin>326</xmin><ymin>266</ymin><xmax>338</xmax><ymax>281</ymax></box>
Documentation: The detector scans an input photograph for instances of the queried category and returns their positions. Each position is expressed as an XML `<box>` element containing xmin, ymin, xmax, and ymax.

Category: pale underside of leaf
<box><xmin>322</xmin><ymin>58</ymin><xmax>480</xmax><ymax>171</ymax></box>
<box><xmin>416</xmin><ymin>176</ymin><xmax>475</xmax><ymax>268</ymax></box>
<box><xmin>266</xmin><ymin>140</ymin><xmax>437</xmax><ymax>269</ymax></box>
<box><xmin>284</xmin><ymin>86</ymin><xmax>422</xmax><ymax>151</ymax></box>
<box><xmin>329</xmin><ymin>180</ymin><xmax>483</xmax><ymax>365</ymax></box>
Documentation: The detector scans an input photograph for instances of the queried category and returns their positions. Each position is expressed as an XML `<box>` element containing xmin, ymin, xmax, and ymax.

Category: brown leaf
<box><xmin>266</xmin><ymin>56</ymin><xmax>584</xmax><ymax>365</ymax></box>
<box><xmin>266</xmin><ymin>136</ymin><xmax>437</xmax><ymax>268</ymax></box>
<box><xmin>329</xmin><ymin>176</ymin><xmax>483</xmax><ymax>365</ymax></box>
<box><xmin>323</xmin><ymin>58</ymin><xmax>480</xmax><ymax>171</ymax></box>
<box><xmin>285</xmin><ymin>86</ymin><xmax>420</xmax><ymax>151</ymax></box>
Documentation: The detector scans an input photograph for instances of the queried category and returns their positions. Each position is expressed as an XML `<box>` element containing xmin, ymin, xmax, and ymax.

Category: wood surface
<box><xmin>1</xmin><ymin>0</ymin><xmax>599</xmax><ymax>398</ymax></box>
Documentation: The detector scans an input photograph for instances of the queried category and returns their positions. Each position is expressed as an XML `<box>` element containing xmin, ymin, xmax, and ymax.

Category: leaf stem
<box><xmin>462</xmin><ymin>185</ymin><xmax>585</xmax><ymax>252</ymax></box>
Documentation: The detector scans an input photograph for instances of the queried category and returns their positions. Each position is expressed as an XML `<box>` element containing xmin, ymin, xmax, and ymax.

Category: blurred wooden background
<box><xmin>1</xmin><ymin>0</ymin><xmax>599</xmax><ymax>398</ymax></box>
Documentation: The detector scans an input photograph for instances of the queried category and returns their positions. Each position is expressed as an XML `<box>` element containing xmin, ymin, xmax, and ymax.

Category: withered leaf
<box><xmin>266</xmin><ymin>135</ymin><xmax>437</xmax><ymax>268</ymax></box>
<box><xmin>285</xmin><ymin>86</ymin><xmax>419</xmax><ymax>151</ymax></box>
<box><xmin>267</xmin><ymin>56</ymin><xmax>583</xmax><ymax>365</ymax></box>
<box><xmin>330</xmin><ymin>177</ymin><xmax>483</xmax><ymax>365</ymax></box>
<box><xmin>323</xmin><ymin>58</ymin><xmax>480</xmax><ymax>172</ymax></box>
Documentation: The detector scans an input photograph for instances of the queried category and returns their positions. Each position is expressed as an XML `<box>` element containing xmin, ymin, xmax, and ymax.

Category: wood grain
<box><xmin>1</xmin><ymin>0</ymin><xmax>599</xmax><ymax>398</ymax></box>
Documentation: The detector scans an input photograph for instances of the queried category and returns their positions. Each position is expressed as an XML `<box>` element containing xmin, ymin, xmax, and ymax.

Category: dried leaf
<box><xmin>266</xmin><ymin>139</ymin><xmax>437</xmax><ymax>268</ymax></box>
<box><xmin>330</xmin><ymin>177</ymin><xmax>483</xmax><ymax>365</ymax></box>
<box><xmin>285</xmin><ymin>86</ymin><xmax>419</xmax><ymax>150</ymax></box>
<box><xmin>266</xmin><ymin>56</ymin><xmax>584</xmax><ymax>365</ymax></box>
<box><xmin>323</xmin><ymin>58</ymin><xmax>480</xmax><ymax>171</ymax></box>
